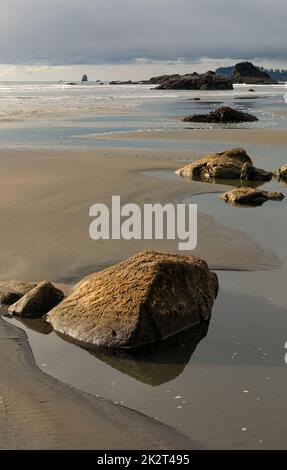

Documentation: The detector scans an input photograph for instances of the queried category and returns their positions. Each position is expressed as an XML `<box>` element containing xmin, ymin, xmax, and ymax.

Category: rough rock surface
<box><xmin>233</xmin><ymin>62</ymin><xmax>278</xmax><ymax>85</ymax></box>
<box><xmin>176</xmin><ymin>148</ymin><xmax>272</xmax><ymax>181</ymax></box>
<box><xmin>47</xmin><ymin>251</ymin><xmax>219</xmax><ymax>349</ymax></box>
<box><xmin>8</xmin><ymin>281</ymin><xmax>64</xmax><ymax>317</ymax></box>
<box><xmin>183</xmin><ymin>106</ymin><xmax>258</xmax><ymax>123</ymax></box>
<box><xmin>144</xmin><ymin>71</ymin><xmax>233</xmax><ymax>90</ymax></box>
<box><xmin>0</xmin><ymin>281</ymin><xmax>37</xmax><ymax>305</ymax></box>
<box><xmin>219</xmin><ymin>187</ymin><xmax>284</xmax><ymax>206</ymax></box>
<box><xmin>274</xmin><ymin>164</ymin><xmax>287</xmax><ymax>181</ymax></box>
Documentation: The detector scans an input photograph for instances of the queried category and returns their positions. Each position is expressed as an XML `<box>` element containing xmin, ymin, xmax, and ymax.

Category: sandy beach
<box><xmin>0</xmin><ymin>146</ymin><xmax>279</xmax><ymax>284</ymax></box>
<box><xmin>1</xmin><ymin>120</ymin><xmax>287</xmax><ymax>449</ymax></box>
<box><xmin>1</xmin><ymin>0</ymin><xmax>287</xmax><ymax>454</ymax></box>
<box><xmin>0</xmin><ymin>317</ymin><xmax>196</xmax><ymax>449</ymax></box>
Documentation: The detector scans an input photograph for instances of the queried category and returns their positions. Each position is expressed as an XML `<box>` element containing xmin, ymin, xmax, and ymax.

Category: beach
<box><xmin>1</xmin><ymin>0</ymin><xmax>287</xmax><ymax>456</ymax></box>
<box><xmin>91</xmin><ymin>128</ymin><xmax>287</xmax><ymax>146</ymax></box>
<box><xmin>0</xmin><ymin>146</ymin><xmax>280</xmax><ymax>283</ymax></box>
<box><xmin>0</xmin><ymin>317</ymin><xmax>195</xmax><ymax>449</ymax></box>
<box><xmin>1</xmin><ymin>81</ymin><xmax>287</xmax><ymax>449</ymax></box>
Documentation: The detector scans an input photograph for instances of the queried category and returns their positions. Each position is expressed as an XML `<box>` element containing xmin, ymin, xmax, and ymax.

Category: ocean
<box><xmin>0</xmin><ymin>81</ymin><xmax>286</xmax><ymax>149</ymax></box>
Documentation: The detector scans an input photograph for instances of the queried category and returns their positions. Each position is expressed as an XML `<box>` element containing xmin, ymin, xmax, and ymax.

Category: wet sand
<box><xmin>0</xmin><ymin>147</ymin><xmax>279</xmax><ymax>283</ymax></box>
<box><xmin>0</xmin><ymin>317</ymin><xmax>196</xmax><ymax>449</ymax></box>
<box><xmin>95</xmin><ymin>128</ymin><xmax>287</xmax><ymax>146</ymax></box>
<box><xmin>5</xmin><ymin>283</ymin><xmax>287</xmax><ymax>450</ymax></box>
<box><xmin>0</xmin><ymin>128</ymin><xmax>286</xmax><ymax>449</ymax></box>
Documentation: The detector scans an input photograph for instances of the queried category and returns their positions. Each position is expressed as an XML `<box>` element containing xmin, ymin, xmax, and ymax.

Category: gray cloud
<box><xmin>1</xmin><ymin>0</ymin><xmax>286</xmax><ymax>64</ymax></box>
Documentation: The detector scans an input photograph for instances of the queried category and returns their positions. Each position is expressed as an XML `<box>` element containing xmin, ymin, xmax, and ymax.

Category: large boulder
<box><xmin>47</xmin><ymin>251</ymin><xmax>219</xmax><ymax>349</ymax></box>
<box><xmin>183</xmin><ymin>106</ymin><xmax>258</xmax><ymax>123</ymax></box>
<box><xmin>219</xmin><ymin>187</ymin><xmax>284</xmax><ymax>206</ymax></box>
<box><xmin>144</xmin><ymin>71</ymin><xmax>233</xmax><ymax>90</ymax></box>
<box><xmin>274</xmin><ymin>164</ymin><xmax>287</xmax><ymax>181</ymax></box>
<box><xmin>176</xmin><ymin>148</ymin><xmax>272</xmax><ymax>181</ymax></box>
<box><xmin>233</xmin><ymin>62</ymin><xmax>278</xmax><ymax>85</ymax></box>
<box><xmin>0</xmin><ymin>281</ymin><xmax>37</xmax><ymax>305</ymax></box>
<box><xmin>8</xmin><ymin>281</ymin><xmax>64</xmax><ymax>317</ymax></box>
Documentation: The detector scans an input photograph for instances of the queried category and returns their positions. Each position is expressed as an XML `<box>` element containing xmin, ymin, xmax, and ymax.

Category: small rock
<box><xmin>235</xmin><ymin>96</ymin><xmax>260</xmax><ymax>100</ymax></box>
<box><xmin>273</xmin><ymin>164</ymin><xmax>287</xmax><ymax>181</ymax></box>
<box><xmin>183</xmin><ymin>106</ymin><xmax>258</xmax><ymax>123</ymax></box>
<box><xmin>219</xmin><ymin>187</ymin><xmax>284</xmax><ymax>206</ymax></box>
<box><xmin>0</xmin><ymin>281</ymin><xmax>37</xmax><ymax>305</ymax></box>
<box><xmin>8</xmin><ymin>281</ymin><xmax>64</xmax><ymax>317</ymax></box>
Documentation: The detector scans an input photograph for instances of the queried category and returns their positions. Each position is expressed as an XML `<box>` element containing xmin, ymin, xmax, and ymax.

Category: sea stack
<box><xmin>232</xmin><ymin>62</ymin><xmax>278</xmax><ymax>85</ymax></box>
<box><xmin>81</xmin><ymin>74</ymin><xmax>88</xmax><ymax>82</ymax></box>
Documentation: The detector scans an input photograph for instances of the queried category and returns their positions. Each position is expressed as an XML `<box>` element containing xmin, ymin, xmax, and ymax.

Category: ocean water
<box><xmin>0</xmin><ymin>81</ymin><xmax>286</xmax><ymax>149</ymax></box>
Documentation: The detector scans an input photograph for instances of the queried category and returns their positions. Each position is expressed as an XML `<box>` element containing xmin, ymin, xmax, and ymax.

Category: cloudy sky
<box><xmin>0</xmin><ymin>0</ymin><xmax>286</xmax><ymax>79</ymax></box>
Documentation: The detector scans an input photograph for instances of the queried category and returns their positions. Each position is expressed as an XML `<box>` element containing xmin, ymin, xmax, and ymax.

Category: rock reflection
<box><xmin>182</xmin><ymin>175</ymin><xmax>266</xmax><ymax>189</ymax></box>
<box><xmin>56</xmin><ymin>320</ymin><xmax>210</xmax><ymax>386</ymax></box>
<box><xmin>12</xmin><ymin>316</ymin><xmax>53</xmax><ymax>335</ymax></box>
<box><xmin>5</xmin><ymin>312</ymin><xmax>210</xmax><ymax>385</ymax></box>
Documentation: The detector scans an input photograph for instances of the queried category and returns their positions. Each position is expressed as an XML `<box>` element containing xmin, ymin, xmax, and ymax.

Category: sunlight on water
<box><xmin>0</xmin><ymin>82</ymin><xmax>286</xmax><ymax>149</ymax></box>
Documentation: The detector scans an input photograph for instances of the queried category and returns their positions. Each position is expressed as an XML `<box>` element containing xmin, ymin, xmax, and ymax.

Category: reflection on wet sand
<box><xmin>181</xmin><ymin>175</ymin><xmax>268</xmax><ymax>189</ymax></box>
<box><xmin>55</xmin><ymin>320</ymin><xmax>210</xmax><ymax>386</ymax></box>
<box><xmin>6</xmin><ymin>311</ymin><xmax>210</xmax><ymax>385</ymax></box>
<box><xmin>13</xmin><ymin>316</ymin><xmax>53</xmax><ymax>335</ymax></box>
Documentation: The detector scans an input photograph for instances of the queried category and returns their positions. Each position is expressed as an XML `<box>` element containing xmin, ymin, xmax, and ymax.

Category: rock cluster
<box><xmin>176</xmin><ymin>148</ymin><xmax>272</xmax><ymax>182</ymax></box>
<box><xmin>109</xmin><ymin>80</ymin><xmax>139</xmax><ymax>85</ymax></box>
<box><xmin>144</xmin><ymin>71</ymin><xmax>233</xmax><ymax>90</ymax></box>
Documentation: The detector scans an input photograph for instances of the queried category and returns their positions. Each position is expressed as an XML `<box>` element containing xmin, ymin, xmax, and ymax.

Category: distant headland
<box><xmin>216</xmin><ymin>62</ymin><xmax>287</xmax><ymax>83</ymax></box>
